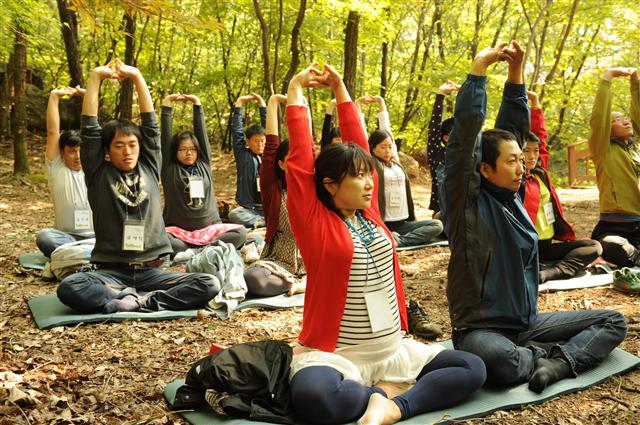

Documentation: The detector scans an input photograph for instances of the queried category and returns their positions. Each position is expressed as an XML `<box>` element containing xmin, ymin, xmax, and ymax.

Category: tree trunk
<box><xmin>491</xmin><ymin>0</ymin><xmax>510</xmax><ymax>47</ymax></box>
<box><xmin>400</xmin><ymin>5</ymin><xmax>428</xmax><ymax>131</ymax></box>
<box><xmin>253</xmin><ymin>0</ymin><xmax>272</xmax><ymax>96</ymax></box>
<box><xmin>381</xmin><ymin>40</ymin><xmax>388</xmax><ymax>98</ymax></box>
<box><xmin>0</xmin><ymin>54</ymin><xmax>14</xmax><ymax>142</ymax></box>
<box><xmin>56</xmin><ymin>0</ymin><xmax>84</xmax><ymax>121</ymax></box>
<box><xmin>343</xmin><ymin>10</ymin><xmax>359</xmax><ymax>98</ymax></box>
<box><xmin>540</xmin><ymin>0</ymin><xmax>580</xmax><ymax>102</ymax></box>
<box><xmin>280</xmin><ymin>0</ymin><xmax>307</xmax><ymax>94</ymax></box>
<box><xmin>271</xmin><ymin>0</ymin><xmax>284</xmax><ymax>94</ymax></box>
<box><xmin>11</xmin><ymin>23</ymin><xmax>30</xmax><ymax>176</ymax></box>
<box><xmin>470</xmin><ymin>0</ymin><xmax>484</xmax><ymax>59</ymax></box>
<box><xmin>117</xmin><ymin>11</ymin><xmax>136</xmax><ymax>120</ymax></box>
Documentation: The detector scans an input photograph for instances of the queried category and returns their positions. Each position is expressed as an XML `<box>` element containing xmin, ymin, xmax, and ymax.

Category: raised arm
<box><xmin>630</xmin><ymin>68</ymin><xmax>639</xmax><ymax>136</ymax></box>
<box><xmin>494</xmin><ymin>40</ymin><xmax>529</xmax><ymax>146</ymax></box>
<box><xmin>443</xmin><ymin>46</ymin><xmax>503</xmax><ymax>222</ymax></box>
<box><xmin>46</xmin><ymin>86</ymin><xmax>84</xmax><ymax>161</ymax></box>
<box><xmin>320</xmin><ymin>99</ymin><xmax>337</xmax><ymax>147</ymax></box>
<box><xmin>161</xmin><ymin>94</ymin><xmax>181</xmax><ymax>170</ymax></box>
<box><xmin>81</xmin><ymin>65</ymin><xmax>117</xmax><ymax>182</ymax></box>
<box><xmin>115</xmin><ymin>59</ymin><xmax>160</xmax><ymax>176</ymax></box>
<box><xmin>527</xmin><ymin>91</ymin><xmax>549</xmax><ymax>170</ymax></box>
<box><xmin>371</xmin><ymin>95</ymin><xmax>399</xmax><ymax>162</ymax></box>
<box><xmin>262</xmin><ymin>94</ymin><xmax>287</xmax><ymax>215</ymax></box>
<box><xmin>428</xmin><ymin>82</ymin><xmax>459</xmax><ymax>171</ymax></box>
<box><xmin>589</xmin><ymin>67</ymin><xmax>635</xmax><ymax>163</ymax></box>
<box><xmin>183</xmin><ymin>94</ymin><xmax>211</xmax><ymax>164</ymax></box>
<box><xmin>254</xmin><ymin>93</ymin><xmax>267</xmax><ymax>128</ymax></box>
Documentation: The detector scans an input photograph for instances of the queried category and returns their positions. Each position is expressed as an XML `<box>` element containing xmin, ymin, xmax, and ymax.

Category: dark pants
<box><xmin>244</xmin><ymin>264</ymin><xmax>288</xmax><ymax>297</ymax></box>
<box><xmin>453</xmin><ymin>310</ymin><xmax>627</xmax><ymax>386</ymax></box>
<box><xmin>538</xmin><ymin>238</ymin><xmax>602</xmax><ymax>277</ymax></box>
<box><xmin>591</xmin><ymin>220</ymin><xmax>640</xmax><ymax>267</ymax></box>
<box><xmin>57</xmin><ymin>265</ymin><xmax>219</xmax><ymax>313</ymax></box>
<box><xmin>168</xmin><ymin>227</ymin><xmax>248</xmax><ymax>257</ymax></box>
<box><xmin>290</xmin><ymin>350</ymin><xmax>486</xmax><ymax>424</ymax></box>
<box><xmin>385</xmin><ymin>219</ymin><xmax>443</xmax><ymax>247</ymax></box>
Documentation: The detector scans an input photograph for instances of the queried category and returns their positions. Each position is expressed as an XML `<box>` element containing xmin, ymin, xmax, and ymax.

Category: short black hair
<box><xmin>101</xmin><ymin>119</ymin><xmax>142</xmax><ymax>150</ymax></box>
<box><xmin>59</xmin><ymin>130</ymin><xmax>82</xmax><ymax>151</ymax></box>
<box><xmin>171</xmin><ymin>131</ymin><xmax>201</xmax><ymax>162</ymax></box>
<box><xmin>481</xmin><ymin>128</ymin><xmax>518</xmax><ymax>169</ymax></box>
<box><xmin>314</xmin><ymin>143</ymin><xmax>374</xmax><ymax>215</ymax></box>
<box><xmin>441</xmin><ymin>118</ymin><xmax>454</xmax><ymax>141</ymax></box>
<box><xmin>368</xmin><ymin>129</ymin><xmax>391</xmax><ymax>151</ymax></box>
<box><xmin>275</xmin><ymin>139</ymin><xmax>289</xmax><ymax>188</ymax></box>
<box><xmin>525</xmin><ymin>131</ymin><xmax>540</xmax><ymax>144</ymax></box>
<box><xmin>245</xmin><ymin>124</ymin><xmax>265</xmax><ymax>140</ymax></box>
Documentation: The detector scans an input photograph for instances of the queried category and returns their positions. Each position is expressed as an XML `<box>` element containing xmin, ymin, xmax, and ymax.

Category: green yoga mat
<box><xmin>28</xmin><ymin>292</ymin><xmax>305</xmax><ymax>329</ymax></box>
<box><xmin>18</xmin><ymin>252</ymin><xmax>48</xmax><ymax>270</ymax></box>
<box><xmin>396</xmin><ymin>239</ymin><xmax>449</xmax><ymax>252</ymax></box>
<box><xmin>164</xmin><ymin>344</ymin><xmax>640</xmax><ymax>425</ymax></box>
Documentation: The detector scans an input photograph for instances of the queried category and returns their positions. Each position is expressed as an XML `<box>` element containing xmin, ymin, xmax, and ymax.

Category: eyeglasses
<box><xmin>178</xmin><ymin>148</ymin><xmax>198</xmax><ymax>153</ymax></box>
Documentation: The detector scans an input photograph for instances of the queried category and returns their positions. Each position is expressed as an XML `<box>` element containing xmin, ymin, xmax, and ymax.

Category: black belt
<box><xmin>97</xmin><ymin>257</ymin><xmax>166</xmax><ymax>269</ymax></box>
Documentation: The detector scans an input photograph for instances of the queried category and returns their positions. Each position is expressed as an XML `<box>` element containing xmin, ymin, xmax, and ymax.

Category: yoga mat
<box><xmin>207</xmin><ymin>293</ymin><xmax>305</xmax><ymax>320</ymax></box>
<box><xmin>29</xmin><ymin>292</ymin><xmax>304</xmax><ymax>329</ymax></box>
<box><xmin>18</xmin><ymin>252</ymin><xmax>48</xmax><ymax>270</ymax></box>
<box><xmin>539</xmin><ymin>271</ymin><xmax>614</xmax><ymax>293</ymax></box>
<box><xmin>28</xmin><ymin>293</ymin><xmax>199</xmax><ymax>329</ymax></box>
<box><xmin>164</xmin><ymin>342</ymin><xmax>640</xmax><ymax>425</ymax></box>
<box><xmin>396</xmin><ymin>239</ymin><xmax>449</xmax><ymax>252</ymax></box>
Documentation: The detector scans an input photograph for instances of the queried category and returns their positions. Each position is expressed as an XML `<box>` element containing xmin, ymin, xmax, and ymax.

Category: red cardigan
<box><xmin>260</xmin><ymin>134</ymin><xmax>284</xmax><ymax>245</ymax></box>
<box><xmin>523</xmin><ymin>108</ymin><xmax>575</xmax><ymax>241</ymax></box>
<box><xmin>285</xmin><ymin>102</ymin><xmax>408</xmax><ymax>352</ymax></box>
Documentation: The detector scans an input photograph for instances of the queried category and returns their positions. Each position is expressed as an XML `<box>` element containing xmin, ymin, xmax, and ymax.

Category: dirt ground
<box><xmin>0</xmin><ymin>139</ymin><xmax>638</xmax><ymax>424</ymax></box>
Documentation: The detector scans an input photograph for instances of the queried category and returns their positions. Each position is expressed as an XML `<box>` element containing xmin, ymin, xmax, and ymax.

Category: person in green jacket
<box><xmin>589</xmin><ymin>67</ymin><xmax>640</xmax><ymax>267</ymax></box>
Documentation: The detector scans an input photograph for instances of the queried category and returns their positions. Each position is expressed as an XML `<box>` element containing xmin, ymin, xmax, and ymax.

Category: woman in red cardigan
<box><xmin>243</xmin><ymin>93</ymin><xmax>306</xmax><ymax>296</ymax></box>
<box><xmin>285</xmin><ymin>64</ymin><xmax>486</xmax><ymax>425</ymax></box>
<box><xmin>520</xmin><ymin>91</ymin><xmax>601</xmax><ymax>283</ymax></box>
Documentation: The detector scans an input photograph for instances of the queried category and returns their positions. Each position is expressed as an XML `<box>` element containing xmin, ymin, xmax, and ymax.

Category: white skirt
<box><xmin>290</xmin><ymin>332</ymin><xmax>446</xmax><ymax>387</ymax></box>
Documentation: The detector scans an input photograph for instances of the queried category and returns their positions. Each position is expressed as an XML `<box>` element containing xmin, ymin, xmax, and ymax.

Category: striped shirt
<box><xmin>337</xmin><ymin>216</ymin><xmax>401</xmax><ymax>348</ymax></box>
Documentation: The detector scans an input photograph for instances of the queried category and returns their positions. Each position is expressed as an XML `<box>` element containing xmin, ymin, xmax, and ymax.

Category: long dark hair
<box><xmin>170</xmin><ymin>131</ymin><xmax>201</xmax><ymax>163</ymax></box>
<box><xmin>276</xmin><ymin>140</ymin><xmax>289</xmax><ymax>189</ymax></box>
<box><xmin>314</xmin><ymin>143</ymin><xmax>374</xmax><ymax>215</ymax></box>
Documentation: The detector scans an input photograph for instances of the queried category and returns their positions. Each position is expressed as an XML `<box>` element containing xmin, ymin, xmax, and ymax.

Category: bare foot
<box><xmin>357</xmin><ymin>393</ymin><xmax>401</xmax><ymax>425</ymax></box>
<box><xmin>373</xmin><ymin>381</ymin><xmax>412</xmax><ymax>399</ymax></box>
<box><xmin>287</xmin><ymin>279</ymin><xmax>306</xmax><ymax>296</ymax></box>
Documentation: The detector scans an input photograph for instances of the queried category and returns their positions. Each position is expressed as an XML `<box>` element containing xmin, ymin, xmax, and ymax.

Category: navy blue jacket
<box><xmin>232</xmin><ymin>106</ymin><xmax>266</xmax><ymax>208</ymax></box>
<box><xmin>440</xmin><ymin>74</ymin><xmax>539</xmax><ymax>332</ymax></box>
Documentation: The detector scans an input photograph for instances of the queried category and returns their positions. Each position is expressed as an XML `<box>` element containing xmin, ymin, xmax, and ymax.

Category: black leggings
<box><xmin>538</xmin><ymin>239</ymin><xmax>601</xmax><ymax>277</ymax></box>
<box><xmin>591</xmin><ymin>220</ymin><xmax>640</xmax><ymax>267</ymax></box>
<box><xmin>289</xmin><ymin>349</ymin><xmax>486</xmax><ymax>424</ymax></box>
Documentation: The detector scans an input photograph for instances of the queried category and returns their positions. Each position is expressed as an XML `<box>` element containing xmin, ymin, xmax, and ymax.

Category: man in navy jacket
<box><xmin>441</xmin><ymin>41</ymin><xmax>627</xmax><ymax>393</ymax></box>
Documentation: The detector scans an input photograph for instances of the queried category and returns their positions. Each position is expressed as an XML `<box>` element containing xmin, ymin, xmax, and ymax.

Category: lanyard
<box><xmin>343</xmin><ymin>211</ymin><xmax>384</xmax><ymax>285</ymax></box>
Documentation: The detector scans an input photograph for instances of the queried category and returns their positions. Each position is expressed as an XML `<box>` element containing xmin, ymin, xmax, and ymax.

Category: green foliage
<box><xmin>2</xmin><ymin>0</ymin><xmax>639</xmax><ymax>178</ymax></box>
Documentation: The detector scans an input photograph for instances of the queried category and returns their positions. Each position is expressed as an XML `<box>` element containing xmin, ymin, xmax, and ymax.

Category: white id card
<box><xmin>389</xmin><ymin>191</ymin><xmax>402</xmax><ymax>207</ymax></box>
<box><xmin>543</xmin><ymin>203</ymin><xmax>555</xmax><ymax>224</ymax></box>
<box><xmin>122</xmin><ymin>219</ymin><xmax>145</xmax><ymax>251</ymax></box>
<box><xmin>364</xmin><ymin>289</ymin><xmax>395</xmax><ymax>333</ymax></box>
<box><xmin>189</xmin><ymin>176</ymin><xmax>205</xmax><ymax>199</ymax></box>
<box><xmin>74</xmin><ymin>209</ymin><xmax>92</xmax><ymax>231</ymax></box>
<box><xmin>256</xmin><ymin>176</ymin><xmax>261</xmax><ymax>192</ymax></box>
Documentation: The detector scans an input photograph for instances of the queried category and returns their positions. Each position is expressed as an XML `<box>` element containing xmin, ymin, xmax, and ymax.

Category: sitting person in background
<box><xmin>57</xmin><ymin>60</ymin><xmax>218</xmax><ymax>313</ymax></box>
<box><xmin>589</xmin><ymin>67</ymin><xmax>640</xmax><ymax>267</ymax></box>
<box><xmin>285</xmin><ymin>63</ymin><xmax>486</xmax><ymax>425</ymax></box>
<box><xmin>427</xmin><ymin>81</ymin><xmax>458</xmax><ymax>219</ymax></box>
<box><xmin>444</xmin><ymin>41</ymin><xmax>626</xmax><ymax>393</ymax></box>
<box><xmin>36</xmin><ymin>86</ymin><xmax>94</xmax><ymax>258</ymax></box>
<box><xmin>521</xmin><ymin>90</ymin><xmax>601</xmax><ymax>282</ymax></box>
<box><xmin>228</xmin><ymin>94</ymin><xmax>267</xmax><ymax>228</ymax></box>
<box><xmin>243</xmin><ymin>94</ymin><xmax>306</xmax><ymax>297</ymax></box>
<box><xmin>160</xmin><ymin>93</ymin><xmax>246</xmax><ymax>257</ymax></box>
<box><xmin>320</xmin><ymin>98</ymin><xmax>342</xmax><ymax>150</ymax></box>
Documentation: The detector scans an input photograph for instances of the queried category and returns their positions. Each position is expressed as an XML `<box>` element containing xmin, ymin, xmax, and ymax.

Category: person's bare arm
<box><xmin>82</xmin><ymin>63</ymin><xmax>116</xmax><ymax>116</ymax></box>
<box><xmin>266</xmin><ymin>94</ymin><xmax>287</xmax><ymax>135</ymax></box>
<box><xmin>115</xmin><ymin>58</ymin><xmax>153</xmax><ymax>114</ymax></box>
<box><xmin>46</xmin><ymin>86</ymin><xmax>84</xmax><ymax>161</ymax></box>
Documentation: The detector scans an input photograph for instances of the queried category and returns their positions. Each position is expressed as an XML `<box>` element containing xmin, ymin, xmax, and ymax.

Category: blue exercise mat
<box><xmin>164</xmin><ymin>344</ymin><xmax>640</xmax><ymax>425</ymax></box>
<box><xmin>18</xmin><ymin>252</ymin><xmax>48</xmax><ymax>270</ymax></box>
<box><xmin>28</xmin><ymin>292</ymin><xmax>304</xmax><ymax>329</ymax></box>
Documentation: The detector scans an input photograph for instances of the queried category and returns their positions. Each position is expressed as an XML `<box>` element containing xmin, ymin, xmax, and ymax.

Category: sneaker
<box><xmin>612</xmin><ymin>267</ymin><xmax>640</xmax><ymax>294</ymax></box>
<box><xmin>407</xmin><ymin>300</ymin><xmax>442</xmax><ymax>340</ymax></box>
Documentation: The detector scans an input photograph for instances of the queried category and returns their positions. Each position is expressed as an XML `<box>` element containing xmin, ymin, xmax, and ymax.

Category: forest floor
<box><xmin>0</xmin><ymin>138</ymin><xmax>639</xmax><ymax>424</ymax></box>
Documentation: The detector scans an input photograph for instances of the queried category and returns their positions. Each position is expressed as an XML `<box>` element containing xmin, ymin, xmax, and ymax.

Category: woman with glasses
<box><xmin>160</xmin><ymin>93</ymin><xmax>246</xmax><ymax>258</ymax></box>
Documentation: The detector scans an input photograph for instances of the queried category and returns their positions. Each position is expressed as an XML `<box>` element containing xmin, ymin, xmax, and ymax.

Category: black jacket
<box><xmin>172</xmin><ymin>340</ymin><xmax>294</xmax><ymax>424</ymax></box>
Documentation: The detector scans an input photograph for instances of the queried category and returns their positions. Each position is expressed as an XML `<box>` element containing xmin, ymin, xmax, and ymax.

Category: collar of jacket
<box><xmin>610</xmin><ymin>136</ymin><xmax>637</xmax><ymax>149</ymax></box>
<box><xmin>481</xmin><ymin>177</ymin><xmax>518</xmax><ymax>203</ymax></box>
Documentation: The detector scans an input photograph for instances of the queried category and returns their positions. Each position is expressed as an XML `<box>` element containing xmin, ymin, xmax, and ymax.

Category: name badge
<box><xmin>389</xmin><ymin>191</ymin><xmax>402</xmax><ymax>207</ymax></box>
<box><xmin>543</xmin><ymin>203</ymin><xmax>555</xmax><ymax>224</ymax></box>
<box><xmin>256</xmin><ymin>176</ymin><xmax>261</xmax><ymax>192</ymax></box>
<box><xmin>123</xmin><ymin>219</ymin><xmax>145</xmax><ymax>251</ymax></box>
<box><xmin>74</xmin><ymin>209</ymin><xmax>92</xmax><ymax>231</ymax></box>
<box><xmin>189</xmin><ymin>176</ymin><xmax>205</xmax><ymax>199</ymax></box>
<box><xmin>364</xmin><ymin>289</ymin><xmax>395</xmax><ymax>333</ymax></box>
